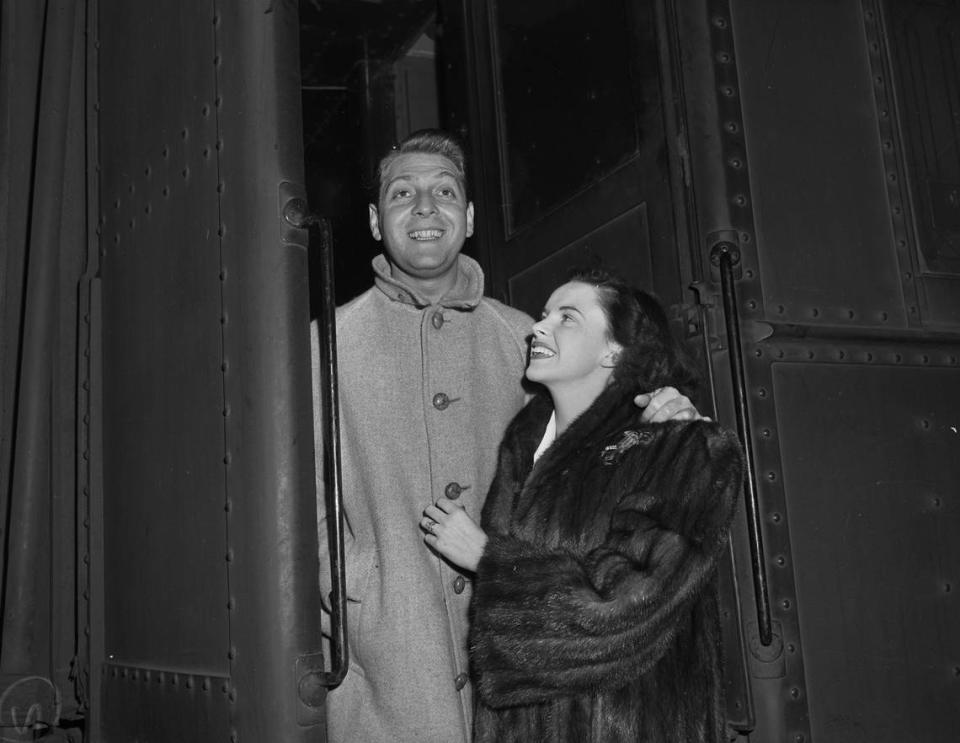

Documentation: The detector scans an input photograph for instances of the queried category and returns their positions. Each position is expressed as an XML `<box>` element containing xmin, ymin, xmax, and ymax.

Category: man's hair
<box><xmin>375</xmin><ymin>129</ymin><xmax>469</xmax><ymax>201</ymax></box>
<box><xmin>568</xmin><ymin>267</ymin><xmax>699</xmax><ymax>397</ymax></box>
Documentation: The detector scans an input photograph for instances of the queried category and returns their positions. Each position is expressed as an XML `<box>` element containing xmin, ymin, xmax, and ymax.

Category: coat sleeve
<box><xmin>469</xmin><ymin>423</ymin><xmax>743</xmax><ymax>708</ymax></box>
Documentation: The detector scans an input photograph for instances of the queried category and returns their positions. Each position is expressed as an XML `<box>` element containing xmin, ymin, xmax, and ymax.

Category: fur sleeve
<box><xmin>469</xmin><ymin>423</ymin><xmax>743</xmax><ymax>708</ymax></box>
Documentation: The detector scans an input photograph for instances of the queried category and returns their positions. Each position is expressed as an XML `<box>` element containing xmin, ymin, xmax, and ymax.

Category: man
<box><xmin>313</xmin><ymin>129</ymin><xmax>699</xmax><ymax>743</ymax></box>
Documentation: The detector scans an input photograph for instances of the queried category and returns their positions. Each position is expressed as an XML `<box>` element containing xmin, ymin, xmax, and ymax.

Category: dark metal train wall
<box><xmin>444</xmin><ymin>0</ymin><xmax>960</xmax><ymax>741</ymax></box>
<box><xmin>90</xmin><ymin>0</ymin><xmax>324</xmax><ymax>740</ymax></box>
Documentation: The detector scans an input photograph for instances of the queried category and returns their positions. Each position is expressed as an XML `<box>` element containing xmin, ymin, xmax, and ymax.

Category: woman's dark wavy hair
<box><xmin>569</xmin><ymin>268</ymin><xmax>699</xmax><ymax>398</ymax></box>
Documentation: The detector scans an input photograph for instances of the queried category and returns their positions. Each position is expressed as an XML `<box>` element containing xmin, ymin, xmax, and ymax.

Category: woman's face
<box><xmin>525</xmin><ymin>281</ymin><xmax>622</xmax><ymax>388</ymax></box>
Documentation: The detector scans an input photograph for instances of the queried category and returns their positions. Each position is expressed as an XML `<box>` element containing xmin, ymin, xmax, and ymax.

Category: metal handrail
<box><xmin>710</xmin><ymin>241</ymin><xmax>773</xmax><ymax>647</ymax></box>
<box><xmin>314</xmin><ymin>216</ymin><xmax>349</xmax><ymax>685</ymax></box>
<box><xmin>283</xmin><ymin>198</ymin><xmax>348</xmax><ymax>687</ymax></box>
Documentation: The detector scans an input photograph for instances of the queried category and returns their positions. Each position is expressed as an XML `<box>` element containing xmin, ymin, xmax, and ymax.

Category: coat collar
<box><xmin>372</xmin><ymin>253</ymin><xmax>486</xmax><ymax>309</ymax></box>
<box><xmin>511</xmin><ymin>382</ymin><xmax>646</xmax><ymax>486</ymax></box>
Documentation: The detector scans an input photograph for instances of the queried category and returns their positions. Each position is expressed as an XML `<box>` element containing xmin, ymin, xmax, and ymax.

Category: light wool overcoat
<box><xmin>312</xmin><ymin>254</ymin><xmax>531</xmax><ymax>743</ymax></box>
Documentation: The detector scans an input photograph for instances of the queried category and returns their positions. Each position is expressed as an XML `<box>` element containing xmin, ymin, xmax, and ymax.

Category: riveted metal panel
<box><xmin>97</xmin><ymin>0</ymin><xmax>227</xmax><ymax>676</ymax></box>
<box><xmin>94</xmin><ymin>1</ymin><xmax>322</xmax><ymax>741</ymax></box>
<box><xmin>731</xmin><ymin>0</ymin><xmax>909</xmax><ymax>329</ymax></box>
<box><xmin>100</xmin><ymin>665</ymin><xmax>231</xmax><ymax>741</ymax></box>
<box><xmin>772</xmin><ymin>358</ymin><xmax>960</xmax><ymax>742</ymax></box>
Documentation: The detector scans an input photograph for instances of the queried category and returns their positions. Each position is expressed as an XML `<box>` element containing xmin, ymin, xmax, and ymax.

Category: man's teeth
<box><xmin>409</xmin><ymin>230</ymin><xmax>443</xmax><ymax>240</ymax></box>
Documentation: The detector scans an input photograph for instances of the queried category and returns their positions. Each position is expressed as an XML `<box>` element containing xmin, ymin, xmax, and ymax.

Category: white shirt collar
<box><xmin>532</xmin><ymin>411</ymin><xmax>557</xmax><ymax>463</ymax></box>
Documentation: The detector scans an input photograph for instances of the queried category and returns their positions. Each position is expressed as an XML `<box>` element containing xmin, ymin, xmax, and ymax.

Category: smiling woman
<box><xmin>423</xmin><ymin>268</ymin><xmax>743</xmax><ymax>743</ymax></box>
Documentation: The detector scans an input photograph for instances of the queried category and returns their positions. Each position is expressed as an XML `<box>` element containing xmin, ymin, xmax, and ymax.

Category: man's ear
<box><xmin>368</xmin><ymin>203</ymin><xmax>382</xmax><ymax>241</ymax></box>
<box><xmin>465</xmin><ymin>201</ymin><xmax>475</xmax><ymax>238</ymax></box>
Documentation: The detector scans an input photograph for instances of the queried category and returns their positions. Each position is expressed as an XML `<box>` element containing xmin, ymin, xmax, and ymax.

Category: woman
<box><xmin>421</xmin><ymin>269</ymin><xmax>744</xmax><ymax>742</ymax></box>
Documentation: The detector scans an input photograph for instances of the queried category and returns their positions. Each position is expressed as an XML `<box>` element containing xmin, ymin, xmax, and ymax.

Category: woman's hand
<box><xmin>421</xmin><ymin>497</ymin><xmax>488</xmax><ymax>572</ymax></box>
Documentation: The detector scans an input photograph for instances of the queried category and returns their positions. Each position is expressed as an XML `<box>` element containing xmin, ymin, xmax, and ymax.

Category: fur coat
<box><xmin>469</xmin><ymin>385</ymin><xmax>744</xmax><ymax>743</ymax></box>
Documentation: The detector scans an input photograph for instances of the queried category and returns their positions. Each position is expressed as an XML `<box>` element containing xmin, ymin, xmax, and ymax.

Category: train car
<box><xmin>1</xmin><ymin>0</ymin><xmax>958</xmax><ymax>740</ymax></box>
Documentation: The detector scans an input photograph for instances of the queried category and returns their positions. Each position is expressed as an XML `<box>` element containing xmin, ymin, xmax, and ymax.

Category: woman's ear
<box><xmin>600</xmin><ymin>343</ymin><xmax>622</xmax><ymax>369</ymax></box>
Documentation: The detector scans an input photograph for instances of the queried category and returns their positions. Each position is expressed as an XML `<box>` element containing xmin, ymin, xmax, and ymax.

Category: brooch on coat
<box><xmin>601</xmin><ymin>429</ymin><xmax>651</xmax><ymax>465</ymax></box>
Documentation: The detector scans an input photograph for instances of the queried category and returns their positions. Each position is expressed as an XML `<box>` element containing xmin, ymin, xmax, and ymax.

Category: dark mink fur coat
<box><xmin>469</xmin><ymin>384</ymin><xmax>744</xmax><ymax>743</ymax></box>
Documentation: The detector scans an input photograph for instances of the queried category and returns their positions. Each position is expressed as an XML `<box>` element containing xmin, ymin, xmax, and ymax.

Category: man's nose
<box><xmin>414</xmin><ymin>192</ymin><xmax>437</xmax><ymax>215</ymax></box>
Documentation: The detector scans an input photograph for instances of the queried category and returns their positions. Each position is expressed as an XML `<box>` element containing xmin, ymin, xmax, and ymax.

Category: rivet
<box><xmin>181</xmin><ymin>128</ymin><xmax>189</xmax><ymax>140</ymax></box>
<box><xmin>772</xmin><ymin>512</ymin><xmax>782</xmax><ymax>523</ymax></box>
<box><xmin>725</xmin><ymin>120</ymin><xmax>739</xmax><ymax>134</ymax></box>
<box><xmin>790</xmin><ymin>686</ymin><xmax>800</xmax><ymax>699</ymax></box>
<box><xmin>782</xmin><ymin>598</ymin><xmax>792</xmax><ymax>610</ymax></box>
<box><xmin>728</xmin><ymin>157</ymin><xmax>742</xmax><ymax>169</ymax></box>
<box><xmin>202</xmin><ymin>678</ymin><xmax>211</xmax><ymax>691</ymax></box>
<box><xmin>733</xmin><ymin>194</ymin><xmax>747</xmax><ymax>206</ymax></box>
<box><xmin>228</xmin><ymin>646</ymin><xmax>238</xmax><ymax>660</ymax></box>
<box><xmin>777</xmin><ymin>305</ymin><xmax>785</xmax><ymax>314</ymax></box>
<box><xmin>787</xmin><ymin>643</ymin><xmax>796</xmax><ymax>653</ymax></box>
<box><xmin>747</xmin><ymin>299</ymin><xmax>757</xmax><ymax>310</ymax></box>
<box><xmin>754</xmin><ymin>349</ymin><xmax>762</xmax><ymax>358</ymax></box>
<box><xmin>944</xmin><ymin>583</ymin><xmax>952</xmax><ymax>594</ymax></box>
<box><xmin>744</xmin><ymin>267</ymin><xmax>754</xmax><ymax>277</ymax></box>
<box><xmin>776</xmin><ymin>555</ymin><xmax>786</xmax><ymax>566</ymax></box>
<box><xmin>740</xmin><ymin>232</ymin><xmax>751</xmax><ymax>243</ymax></box>
<box><xmin>761</xmin><ymin>428</ymin><xmax>772</xmax><ymax>438</ymax></box>
<box><xmin>225</xmin><ymin>499</ymin><xmax>232</xmax><ymax>512</ymax></box>
<box><xmin>227</xmin><ymin>597</ymin><xmax>236</xmax><ymax>610</ymax></box>
<box><xmin>182</xmin><ymin>167</ymin><xmax>190</xmax><ymax>179</ymax></box>
<box><xmin>223</xmin><ymin>452</ymin><xmax>231</xmax><ymax>464</ymax></box>
<box><xmin>713</xmin><ymin>16</ymin><xmax>728</xmax><ymax>29</ymax></box>
<box><xmin>758</xmin><ymin>387</ymin><xmax>768</xmax><ymax>398</ymax></box>
<box><xmin>811</xmin><ymin>307</ymin><xmax>819</xmax><ymax>318</ymax></box>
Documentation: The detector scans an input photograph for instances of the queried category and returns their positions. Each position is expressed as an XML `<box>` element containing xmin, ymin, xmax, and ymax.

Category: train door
<box><xmin>87</xmin><ymin>1</ymin><xmax>325</xmax><ymax>740</ymax></box>
<box><xmin>442</xmin><ymin>0</ymin><xmax>960</xmax><ymax>741</ymax></box>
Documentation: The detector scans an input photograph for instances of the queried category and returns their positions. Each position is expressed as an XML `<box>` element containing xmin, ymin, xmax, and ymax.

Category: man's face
<box><xmin>369</xmin><ymin>152</ymin><xmax>475</xmax><ymax>286</ymax></box>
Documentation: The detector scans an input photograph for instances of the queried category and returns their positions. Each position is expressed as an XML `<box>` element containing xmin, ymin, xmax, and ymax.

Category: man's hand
<box><xmin>421</xmin><ymin>497</ymin><xmax>488</xmax><ymax>572</ymax></box>
<box><xmin>635</xmin><ymin>386</ymin><xmax>710</xmax><ymax>423</ymax></box>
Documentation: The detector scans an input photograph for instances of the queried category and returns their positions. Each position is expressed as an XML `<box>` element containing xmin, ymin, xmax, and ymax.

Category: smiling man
<box><xmin>312</xmin><ymin>130</ymin><xmax>700</xmax><ymax>743</ymax></box>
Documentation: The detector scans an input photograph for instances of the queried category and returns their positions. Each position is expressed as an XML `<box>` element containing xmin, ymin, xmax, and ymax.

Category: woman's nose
<box><xmin>531</xmin><ymin>320</ymin><xmax>547</xmax><ymax>336</ymax></box>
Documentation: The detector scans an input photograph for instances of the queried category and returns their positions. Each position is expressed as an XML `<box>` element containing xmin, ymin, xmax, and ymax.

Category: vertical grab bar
<box><xmin>315</xmin><ymin>216</ymin><xmax>349</xmax><ymax>685</ymax></box>
<box><xmin>710</xmin><ymin>242</ymin><xmax>773</xmax><ymax>647</ymax></box>
<box><xmin>283</xmin><ymin>197</ymin><xmax>348</xmax><ymax>688</ymax></box>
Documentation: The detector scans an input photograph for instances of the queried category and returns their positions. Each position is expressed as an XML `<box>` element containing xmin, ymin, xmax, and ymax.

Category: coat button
<box><xmin>454</xmin><ymin>673</ymin><xmax>468</xmax><ymax>691</ymax></box>
<box><xmin>432</xmin><ymin>392</ymin><xmax>450</xmax><ymax>410</ymax></box>
<box><xmin>431</xmin><ymin>311</ymin><xmax>445</xmax><ymax>329</ymax></box>
<box><xmin>444</xmin><ymin>481</ymin><xmax>465</xmax><ymax>499</ymax></box>
<box><xmin>453</xmin><ymin>575</ymin><xmax>466</xmax><ymax>594</ymax></box>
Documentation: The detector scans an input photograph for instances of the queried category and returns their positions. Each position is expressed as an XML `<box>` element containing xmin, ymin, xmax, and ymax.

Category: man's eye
<box><xmin>438</xmin><ymin>187</ymin><xmax>456</xmax><ymax>198</ymax></box>
<box><xmin>390</xmin><ymin>189</ymin><xmax>411</xmax><ymax>200</ymax></box>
